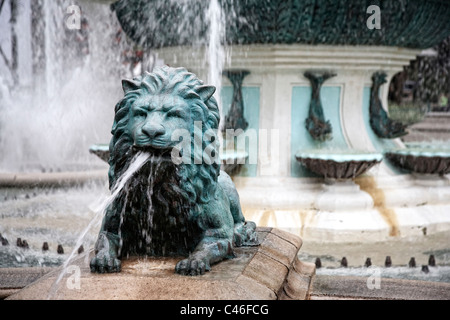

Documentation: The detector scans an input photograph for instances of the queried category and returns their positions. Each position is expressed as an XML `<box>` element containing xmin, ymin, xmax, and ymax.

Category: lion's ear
<box><xmin>197</xmin><ymin>85</ymin><xmax>216</xmax><ymax>101</ymax></box>
<box><xmin>122</xmin><ymin>79</ymin><xmax>141</xmax><ymax>93</ymax></box>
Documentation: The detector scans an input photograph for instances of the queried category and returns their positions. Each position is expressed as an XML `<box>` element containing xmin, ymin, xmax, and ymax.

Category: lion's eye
<box><xmin>167</xmin><ymin>109</ymin><xmax>185</xmax><ymax>119</ymax></box>
<box><xmin>133</xmin><ymin>110</ymin><xmax>147</xmax><ymax>119</ymax></box>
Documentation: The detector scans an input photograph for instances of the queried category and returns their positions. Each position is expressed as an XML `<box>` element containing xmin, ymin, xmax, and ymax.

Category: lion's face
<box><xmin>109</xmin><ymin>66</ymin><xmax>221</xmax><ymax>200</ymax></box>
<box><xmin>128</xmin><ymin>93</ymin><xmax>192</xmax><ymax>151</ymax></box>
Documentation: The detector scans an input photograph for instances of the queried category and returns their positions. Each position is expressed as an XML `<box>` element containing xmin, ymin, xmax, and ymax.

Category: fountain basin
<box><xmin>295</xmin><ymin>150</ymin><xmax>383</xmax><ymax>180</ymax></box>
<box><xmin>220</xmin><ymin>150</ymin><xmax>249</xmax><ymax>175</ymax></box>
<box><xmin>88</xmin><ymin>144</ymin><xmax>110</xmax><ymax>163</ymax></box>
<box><xmin>385</xmin><ymin>147</ymin><xmax>450</xmax><ymax>175</ymax></box>
<box><xmin>295</xmin><ymin>150</ymin><xmax>382</xmax><ymax>211</ymax></box>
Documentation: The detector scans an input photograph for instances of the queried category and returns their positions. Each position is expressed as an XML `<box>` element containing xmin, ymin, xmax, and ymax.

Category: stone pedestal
<box><xmin>6</xmin><ymin>228</ymin><xmax>315</xmax><ymax>300</ymax></box>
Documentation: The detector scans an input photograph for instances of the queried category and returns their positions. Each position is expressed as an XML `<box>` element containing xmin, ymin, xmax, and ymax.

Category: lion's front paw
<box><xmin>90</xmin><ymin>231</ymin><xmax>121</xmax><ymax>273</ymax></box>
<box><xmin>234</xmin><ymin>221</ymin><xmax>259</xmax><ymax>247</ymax></box>
<box><xmin>175</xmin><ymin>258</ymin><xmax>210</xmax><ymax>276</ymax></box>
<box><xmin>90</xmin><ymin>254</ymin><xmax>122</xmax><ymax>273</ymax></box>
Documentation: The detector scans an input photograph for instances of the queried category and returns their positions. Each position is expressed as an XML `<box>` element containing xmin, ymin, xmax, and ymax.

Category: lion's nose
<box><xmin>141</xmin><ymin>120</ymin><xmax>165</xmax><ymax>139</ymax></box>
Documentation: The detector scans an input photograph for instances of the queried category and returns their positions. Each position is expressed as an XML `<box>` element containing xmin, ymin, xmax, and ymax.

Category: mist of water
<box><xmin>0</xmin><ymin>0</ymin><xmax>134</xmax><ymax>173</ymax></box>
<box><xmin>0</xmin><ymin>0</ymin><xmax>237</xmax><ymax>172</ymax></box>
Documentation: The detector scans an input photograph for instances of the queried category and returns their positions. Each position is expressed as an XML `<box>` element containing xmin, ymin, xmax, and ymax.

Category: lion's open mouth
<box><xmin>132</xmin><ymin>145</ymin><xmax>174</xmax><ymax>161</ymax></box>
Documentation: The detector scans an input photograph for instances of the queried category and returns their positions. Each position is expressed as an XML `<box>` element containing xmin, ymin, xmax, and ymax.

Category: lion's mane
<box><xmin>108</xmin><ymin>67</ymin><xmax>221</xmax><ymax>252</ymax></box>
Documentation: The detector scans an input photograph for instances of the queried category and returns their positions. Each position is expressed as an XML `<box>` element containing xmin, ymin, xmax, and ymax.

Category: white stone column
<box><xmin>340</xmin><ymin>71</ymin><xmax>373</xmax><ymax>150</ymax></box>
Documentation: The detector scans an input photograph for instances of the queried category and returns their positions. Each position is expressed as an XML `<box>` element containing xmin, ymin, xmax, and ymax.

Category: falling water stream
<box><xmin>207</xmin><ymin>0</ymin><xmax>225</xmax><ymax>96</ymax></box>
<box><xmin>47</xmin><ymin>151</ymin><xmax>151</xmax><ymax>299</ymax></box>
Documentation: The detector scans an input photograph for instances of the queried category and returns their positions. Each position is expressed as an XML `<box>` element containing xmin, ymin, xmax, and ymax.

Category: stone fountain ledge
<box><xmin>6</xmin><ymin>227</ymin><xmax>316</xmax><ymax>300</ymax></box>
<box><xmin>0</xmin><ymin>169</ymin><xmax>108</xmax><ymax>188</ymax></box>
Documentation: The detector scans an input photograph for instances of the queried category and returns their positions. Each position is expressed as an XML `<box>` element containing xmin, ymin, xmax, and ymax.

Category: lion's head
<box><xmin>108</xmin><ymin>66</ymin><xmax>221</xmax><ymax>208</ymax></box>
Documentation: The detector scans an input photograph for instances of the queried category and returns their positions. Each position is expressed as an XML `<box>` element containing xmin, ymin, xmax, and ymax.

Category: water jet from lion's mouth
<box><xmin>47</xmin><ymin>151</ymin><xmax>152</xmax><ymax>299</ymax></box>
<box><xmin>118</xmin><ymin>153</ymin><xmax>195</xmax><ymax>257</ymax></box>
<box><xmin>109</xmin><ymin>152</ymin><xmax>153</xmax><ymax>205</ymax></box>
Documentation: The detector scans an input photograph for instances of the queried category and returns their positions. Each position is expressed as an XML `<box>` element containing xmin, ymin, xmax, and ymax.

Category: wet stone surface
<box><xmin>5</xmin><ymin>228</ymin><xmax>315</xmax><ymax>300</ymax></box>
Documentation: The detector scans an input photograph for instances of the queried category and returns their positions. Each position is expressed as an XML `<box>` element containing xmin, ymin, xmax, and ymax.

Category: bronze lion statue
<box><xmin>90</xmin><ymin>66</ymin><xmax>258</xmax><ymax>275</ymax></box>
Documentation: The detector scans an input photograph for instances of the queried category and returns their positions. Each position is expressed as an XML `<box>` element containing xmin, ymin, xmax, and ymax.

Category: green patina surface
<box><xmin>291</xmin><ymin>85</ymin><xmax>345</xmax><ymax>178</ymax></box>
<box><xmin>369</xmin><ymin>72</ymin><xmax>408</xmax><ymax>139</ymax></box>
<box><xmin>112</xmin><ymin>0</ymin><xmax>450</xmax><ymax>49</ymax></box>
<box><xmin>221</xmin><ymin>86</ymin><xmax>260</xmax><ymax>177</ymax></box>
<box><xmin>90</xmin><ymin>66</ymin><xmax>259</xmax><ymax>276</ymax></box>
<box><xmin>304</xmin><ymin>71</ymin><xmax>336</xmax><ymax>142</ymax></box>
<box><xmin>222</xmin><ymin>70</ymin><xmax>250</xmax><ymax>133</ymax></box>
<box><xmin>362</xmin><ymin>86</ymin><xmax>400</xmax><ymax>173</ymax></box>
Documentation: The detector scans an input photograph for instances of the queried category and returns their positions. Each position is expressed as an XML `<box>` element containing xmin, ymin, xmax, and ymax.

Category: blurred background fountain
<box><xmin>0</xmin><ymin>0</ymin><xmax>145</xmax><ymax>173</ymax></box>
<box><xmin>1</xmin><ymin>0</ymin><xmax>450</xmax><ymax>286</ymax></box>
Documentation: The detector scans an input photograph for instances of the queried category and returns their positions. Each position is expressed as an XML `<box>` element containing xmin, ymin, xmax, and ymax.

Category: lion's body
<box><xmin>90</xmin><ymin>66</ymin><xmax>258</xmax><ymax>275</ymax></box>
